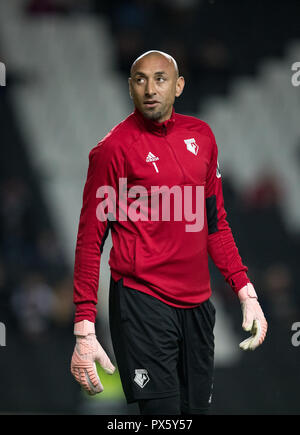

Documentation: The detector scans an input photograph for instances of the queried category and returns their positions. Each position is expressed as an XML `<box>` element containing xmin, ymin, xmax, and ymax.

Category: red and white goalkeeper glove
<box><xmin>238</xmin><ymin>283</ymin><xmax>268</xmax><ymax>351</ymax></box>
<box><xmin>71</xmin><ymin>320</ymin><xmax>115</xmax><ymax>395</ymax></box>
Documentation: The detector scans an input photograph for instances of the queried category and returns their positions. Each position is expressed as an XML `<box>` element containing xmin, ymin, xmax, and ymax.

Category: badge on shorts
<box><xmin>134</xmin><ymin>369</ymin><xmax>150</xmax><ymax>388</ymax></box>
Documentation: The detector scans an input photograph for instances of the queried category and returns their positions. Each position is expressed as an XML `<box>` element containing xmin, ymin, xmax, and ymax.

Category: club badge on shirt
<box><xmin>184</xmin><ymin>138</ymin><xmax>199</xmax><ymax>156</ymax></box>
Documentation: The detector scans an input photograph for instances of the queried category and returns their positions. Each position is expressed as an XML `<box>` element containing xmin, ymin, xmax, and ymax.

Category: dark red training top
<box><xmin>73</xmin><ymin>108</ymin><xmax>250</xmax><ymax>323</ymax></box>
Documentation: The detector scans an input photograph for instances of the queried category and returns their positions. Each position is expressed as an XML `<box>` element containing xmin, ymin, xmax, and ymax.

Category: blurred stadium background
<box><xmin>0</xmin><ymin>0</ymin><xmax>300</xmax><ymax>415</ymax></box>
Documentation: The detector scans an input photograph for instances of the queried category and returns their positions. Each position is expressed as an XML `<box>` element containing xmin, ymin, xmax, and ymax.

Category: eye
<box><xmin>156</xmin><ymin>77</ymin><xmax>166</xmax><ymax>82</ymax></box>
<box><xmin>136</xmin><ymin>77</ymin><xmax>145</xmax><ymax>84</ymax></box>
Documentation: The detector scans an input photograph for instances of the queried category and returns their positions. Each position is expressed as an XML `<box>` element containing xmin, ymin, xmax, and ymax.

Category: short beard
<box><xmin>143</xmin><ymin>109</ymin><xmax>164</xmax><ymax>122</ymax></box>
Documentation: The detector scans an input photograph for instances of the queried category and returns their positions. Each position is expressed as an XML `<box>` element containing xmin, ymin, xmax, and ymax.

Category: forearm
<box><xmin>208</xmin><ymin>227</ymin><xmax>250</xmax><ymax>293</ymax></box>
<box><xmin>73</xmin><ymin>227</ymin><xmax>102</xmax><ymax>323</ymax></box>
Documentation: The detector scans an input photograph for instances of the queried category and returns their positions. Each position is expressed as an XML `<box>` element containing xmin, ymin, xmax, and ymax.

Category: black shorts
<box><xmin>109</xmin><ymin>277</ymin><xmax>215</xmax><ymax>414</ymax></box>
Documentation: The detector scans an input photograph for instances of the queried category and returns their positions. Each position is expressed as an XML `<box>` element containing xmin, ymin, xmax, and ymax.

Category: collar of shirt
<box><xmin>133</xmin><ymin>107</ymin><xmax>176</xmax><ymax>136</ymax></box>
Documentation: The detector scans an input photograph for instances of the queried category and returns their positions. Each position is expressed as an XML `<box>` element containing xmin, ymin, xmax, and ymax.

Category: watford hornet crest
<box><xmin>134</xmin><ymin>369</ymin><xmax>150</xmax><ymax>388</ymax></box>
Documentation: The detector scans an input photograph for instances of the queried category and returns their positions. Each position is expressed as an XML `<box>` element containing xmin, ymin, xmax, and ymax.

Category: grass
<box><xmin>83</xmin><ymin>363</ymin><xmax>125</xmax><ymax>401</ymax></box>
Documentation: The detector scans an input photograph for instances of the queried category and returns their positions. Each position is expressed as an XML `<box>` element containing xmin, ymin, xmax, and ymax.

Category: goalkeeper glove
<box><xmin>238</xmin><ymin>283</ymin><xmax>268</xmax><ymax>351</ymax></box>
<box><xmin>71</xmin><ymin>320</ymin><xmax>115</xmax><ymax>395</ymax></box>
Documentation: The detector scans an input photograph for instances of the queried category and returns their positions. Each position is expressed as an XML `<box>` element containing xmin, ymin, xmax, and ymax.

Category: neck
<box><xmin>154</xmin><ymin>107</ymin><xmax>173</xmax><ymax>123</ymax></box>
<box><xmin>133</xmin><ymin>107</ymin><xmax>176</xmax><ymax>136</ymax></box>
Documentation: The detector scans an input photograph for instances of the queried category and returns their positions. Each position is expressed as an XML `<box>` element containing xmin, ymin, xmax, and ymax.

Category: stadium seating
<box><xmin>199</xmin><ymin>41</ymin><xmax>300</xmax><ymax>233</ymax></box>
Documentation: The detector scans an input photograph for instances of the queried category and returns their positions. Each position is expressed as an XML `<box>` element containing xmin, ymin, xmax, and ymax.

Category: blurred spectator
<box><xmin>162</xmin><ymin>0</ymin><xmax>200</xmax><ymax>8</ymax></box>
<box><xmin>11</xmin><ymin>271</ymin><xmax>55</xmax><ymax>341</ymax></box>
<box><xmin>197</xmin><ymin>38</ymin><xmax>230</xmax><ymax>72</ymax></box>
<box><xmin>0</xmin><ymin>177</ymin><xmax>33</xmax><ymax>242</ymax></box>
<box><xmin>35</xmin><ymin>228</ymin><xmax>68</xmax><ymax>282</ymax></box>
<box><xmin>0</xmin><ymin>177</ymin><xmax>37</xmax><ymax>279</ymax></box>
<box><xmin>236</xmin><ymin>170</ymin><xmax>288</xmax><ymax>267</ymax></box>
<box><xmin>0</xmin><ymin>256</ymin><xmax>9</xmax><ymax>303</ymax></box>
<box><xmin>161</xmin><ymin>0</ymin><xmax>200</xmax><ymax>32</ymax></box>
<box><xmin>262</xmin><ymin>262</ymin><xmax>298</xmax><ymax>323</ymax></box>
<box><xmin>27</xmin><ymin>0</ymin><xmax>72</xmax><ymax>14</ymax></box>
<box><xmin>51</xmin><ymin>274</ymin><xmax>74</xmax><ymax>327</ymax></box>
<box><xmin>243</xmin><ymin>172</ymin><xmax>283</xmax><ymax>210</ymax></box>
<box><xmin>115</xmin><ymin>29</ymin><xmax>145</xmax><ymax>73</ymax></box>
<box><xmin>112</xmin><ymin>0</ymin><xmax>150</xmax><ymax>31</ymax></box>
<box><xmin>109</xmin><ymin>0</ymin><xmax>155</xmax><ymax>73</ymax></box>
<box><xmin>27</xmin><ymin>0</ymin><xmax>93</xmax><ymax>15</ymax></box>
<box><xmin>191</xmin><ymin>37</ymin><xmax>232</xmax><ymax>98</ymax></box>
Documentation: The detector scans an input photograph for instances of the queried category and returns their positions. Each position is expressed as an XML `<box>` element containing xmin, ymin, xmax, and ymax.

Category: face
<box><xmin>129</xmin><ymin>53</ymin><xmax>185</xmax><ymax>123</ymax></box>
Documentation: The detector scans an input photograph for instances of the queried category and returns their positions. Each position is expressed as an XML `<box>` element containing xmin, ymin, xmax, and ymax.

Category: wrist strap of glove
<box><xmin>238</xmin><ymin>283</ymin><xmax>258</xmax><ymax>302</ymax></box>
<box><xmin>74</xmin><ymin>320</ymin><xmax>95</xmax><ymax>336</ymax></box>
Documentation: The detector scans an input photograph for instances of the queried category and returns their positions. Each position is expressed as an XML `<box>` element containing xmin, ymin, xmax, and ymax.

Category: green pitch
<box><xmin>83</xmin><ymin>363</ymin><xmax>125</xmax><ymax>401</ymax></box>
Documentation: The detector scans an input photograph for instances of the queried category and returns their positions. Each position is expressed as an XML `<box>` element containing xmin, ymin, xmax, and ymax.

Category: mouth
<box><xmin>143</xmin><ymin>101</ymin><xmax>160</xmax><ymax>108</ymax></box>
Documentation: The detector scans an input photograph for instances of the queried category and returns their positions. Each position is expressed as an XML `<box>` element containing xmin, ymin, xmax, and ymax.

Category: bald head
<box><xmin>130</xmin><ymin>50</ymin><xmax>179</xmax><ymax>78</ymax></box>
<box><xmin>128</xmin><ymin>50</ymin><xmax>185</xmax><ymax>123</ymax></box>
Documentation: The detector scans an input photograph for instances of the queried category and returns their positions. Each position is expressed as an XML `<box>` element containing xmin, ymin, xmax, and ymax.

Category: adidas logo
<box><xmin>146</xmin><ymin>152</ymin><xmax>159</xmax><ymax>162</ymax></box>
<box><xmin>146</xmin><ymin>152</ymin><xmax>159</xmax><ymax>173</ymax></box>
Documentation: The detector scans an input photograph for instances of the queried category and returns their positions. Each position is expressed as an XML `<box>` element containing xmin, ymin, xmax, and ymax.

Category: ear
<box><xmin>175</xmin><ymin>76</ymin><xmax>185</xmax><ymax>98</ymax></box>
<box><xmin>128</xmin><ymin>77</ymin><xmax>133</xmax><ymax>99</ymax></box>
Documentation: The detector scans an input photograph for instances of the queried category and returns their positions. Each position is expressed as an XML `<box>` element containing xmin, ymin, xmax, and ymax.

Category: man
<box><xmin>70</xmin><ymin>50</ymin><xmax>268</xmax><ymax>415</ymax></box>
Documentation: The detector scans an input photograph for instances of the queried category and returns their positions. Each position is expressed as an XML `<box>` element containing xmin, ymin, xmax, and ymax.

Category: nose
<box><xmin>145</xmin><ymin>78</ymin><xmax>156</xmax><ymax>97</ymax></box>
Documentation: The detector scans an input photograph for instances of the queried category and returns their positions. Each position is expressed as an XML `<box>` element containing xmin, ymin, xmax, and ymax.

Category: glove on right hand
<box><xmin>71</xmin><ymin>320</ymin><xmax>115</xmax><ymax>395</ymax></box>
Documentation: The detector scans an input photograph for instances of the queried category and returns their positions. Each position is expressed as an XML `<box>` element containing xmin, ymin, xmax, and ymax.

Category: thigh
<box><xmin>109</xmin><ymin>277</ymin><xmax>181</xmax><ymax>404</ymax></box>
<box><xmin>138</xmin><ymin>395</ymin><xmax>181</xmax><ymax>415</ymax></box>
<box><xmin>178</xmin><ymin>298</ymin><xmax>215</xmax><ymax>414</ymax></box>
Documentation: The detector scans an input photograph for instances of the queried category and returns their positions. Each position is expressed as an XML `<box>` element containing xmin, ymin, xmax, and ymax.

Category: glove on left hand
<box><xmin>238</xmin><ymin>283</ymin><xmax>268</xmax><ymax>351</ymax></box>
